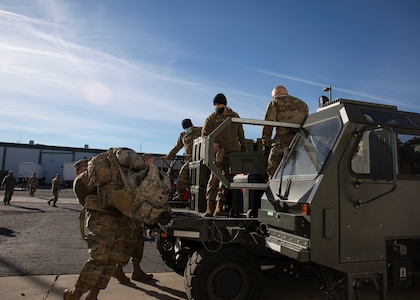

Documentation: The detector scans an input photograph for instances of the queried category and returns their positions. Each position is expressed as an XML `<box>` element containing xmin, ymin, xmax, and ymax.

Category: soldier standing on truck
<box><xmin>202</xmin><ymin>93</ymin><xmax>247</xmax><ymax>216</ymax></box>
<box><xmin>161</xmin><ymin>118</ymin><xmax>202</xmax><ymax>201</ymax></box>
<box><xmin>262</xmin><ymin>85</ymin><xmax>308</xmax><ymax>179</ymax></box>
<box><xmin>2</xmin><ymin>171</ymin><xmax>17</xmax><ymax>205</ymax></box>
<box><xmin>28</xmin><ymin>173</ymin><xmax>38</xmax><ymax>197</ymax></box>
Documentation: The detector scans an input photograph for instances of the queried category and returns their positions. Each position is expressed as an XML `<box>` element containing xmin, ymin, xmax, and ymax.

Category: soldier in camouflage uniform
<box><xmin>112</xmin><ymin>153</ymin><xmax>155</xmax><ymax>283</ymax></box>
<box><xmin>47</xmin><ymin>174</ymin><xmax>61</xmax><ymax>207</ymax></box>
<box><xmin>262</xmin><ymin>85</ymin><xmax>308</xmax><ymax>179</ymax></box>
<box><xmin>113</xmin><ymin>216</ymin><xmax>153</xmax><ymax>283</ymax></box>
<box><xmin>161</xmin><ymin>119</ymin><xmax>202</xmax><ymax>201</ymax></box>
<box><xmin>2</xmin><ymin>171</ymin><xmax>17</xmax><ymax>205</ymax></box>
<box><xmin>28</xmin><ymin>173</ymin><xmax>38</xmax><ymax>197</ymax></box>
<box><xmin>202</xmin><ymin>93</ymin><xmax>247</xmax><ymax>216</ymax></box>
<box><xmin>64</xmin><ymin>159</ymin><xmax>126</xmax><ymax>300</ymax></box>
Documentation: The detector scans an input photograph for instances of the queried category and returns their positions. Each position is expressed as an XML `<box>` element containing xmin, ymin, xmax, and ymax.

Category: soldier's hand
<box><xmin>263</xmin><ymin>145</ymin><xmax>271</xmax><ymax>156</ymax></box>
<box><xmin>158</xmin><ymin>211</ymin><xmax>171</xmax><ymax>225</ymax></box>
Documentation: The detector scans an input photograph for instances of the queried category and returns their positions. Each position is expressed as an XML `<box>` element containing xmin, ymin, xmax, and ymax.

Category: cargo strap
<box><xmin>109</xmin><ymin>148</ymin><xmax>131</xmax><ymax>188</ymax></box>
<box><xmin>79</xmin><ymin>205</ymin><xmax>87</xmax><ymax>241</ymax></box>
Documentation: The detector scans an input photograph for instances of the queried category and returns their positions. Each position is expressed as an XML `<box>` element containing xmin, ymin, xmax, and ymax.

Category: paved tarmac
<box><xmin>0</xmin><ymin>187</ymin><xmax>189</xmax><ymax>300</ymax></box>
<box><xmin>1</xmin><ymin>272</ymin><xmax>187</xmax><ymax>300</ymax></box>
<box><xmin>2</xmin><ymin>270</ymin><xmax>420</xmax><ymax>300</ymax></box>
<box><xmin>1</xmin><ymin>187</ymin><xmax>419</xmax><ymax>299</ymax></box>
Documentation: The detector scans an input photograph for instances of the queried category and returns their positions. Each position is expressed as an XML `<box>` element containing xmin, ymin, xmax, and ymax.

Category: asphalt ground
<box><xmin>1</xmin><ymin>186</ymin><xmax>419</xmax><ymax>299</ymax></box>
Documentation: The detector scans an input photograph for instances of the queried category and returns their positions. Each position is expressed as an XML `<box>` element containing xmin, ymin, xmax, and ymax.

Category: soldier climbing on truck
<box><xmin>157</xmin><ymin>96</ymin><xmax>420</xmax><ymax>300</ymax></box>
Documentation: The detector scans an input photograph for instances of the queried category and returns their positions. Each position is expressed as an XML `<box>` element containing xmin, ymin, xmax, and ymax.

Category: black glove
<box><xmin>158</xmin><ymin>211</ymin><xmax>171</xmax><ymax>225</ymax></box>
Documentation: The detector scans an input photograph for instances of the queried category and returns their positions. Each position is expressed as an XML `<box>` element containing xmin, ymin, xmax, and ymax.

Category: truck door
<box><xmin>339</xmin><ymin>127</ymin><xmax>396</xmax><ymax>263</ymax></box>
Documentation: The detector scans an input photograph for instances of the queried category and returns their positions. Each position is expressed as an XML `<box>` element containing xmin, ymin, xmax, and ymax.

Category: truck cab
<box><xmin>158</xmin><ymin>99</ymin><xmax>420</xmax><ymax>300</ymax></box>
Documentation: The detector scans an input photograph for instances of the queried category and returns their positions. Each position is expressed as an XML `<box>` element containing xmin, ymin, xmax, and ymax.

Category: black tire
<box><xmin>246</xmin><ymin>209</ymin><xmax>258</xmax><ymax>218</ymax></box>
<box><xmin>156</xmin><ymin>236</ymin><xmax>186</xmax><ymax>275</ymax></box>
<box><xmin>184</xmin><ymin>245</ymin><xmax>262</xmax><ymax>300</ymax></box>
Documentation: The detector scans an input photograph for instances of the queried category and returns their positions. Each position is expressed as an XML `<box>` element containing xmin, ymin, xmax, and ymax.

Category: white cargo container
<box><xmin>62</xmin><ymin>161</ymin><xmax>77</xmax><ymax>187</ymax></box>
<box><xmin>17</xmin><ymin>162</ymin><xmax>45</xmax><ymax>184</ymax></box>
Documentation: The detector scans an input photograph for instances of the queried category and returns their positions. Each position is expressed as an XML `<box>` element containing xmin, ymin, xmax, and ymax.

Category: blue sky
<box><xmin>1</xmin><ymin>0</ymin><xmax>419</xmax><ymax>155</ymax></box>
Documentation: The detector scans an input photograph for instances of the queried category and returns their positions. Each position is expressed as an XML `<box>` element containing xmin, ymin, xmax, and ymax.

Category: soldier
<box><xmin>48</xmin><ymin>174</ymin><xmax>61</xmax><ymax>207</ymax></box>
<box><xmin>202</xmin><ymin>93</ymin><xmax>247</xmax><ymax>216</ymax></box>
<box><xmin>64</xmin><ymin>159</ymin><xmax>126</xmax><ymax>300</ymax></box>
<box><xmin>262</xmin><ymin>85</ymin><xmax>308</xmax><ymax>179</ymax></box>
<box><xmin>72</xmin><ymin>159</ymin><xmax>90</xmax><ymax>205</ymax></box>
<box><xmin>113</xmin><ymin>216</ymin><xmax>153</xmax><ymax>283</ymax></box>
<box><xmin>112</xmin><ymin>153</ymin><xmax>155</xmax><ymax>284</ymax></box>
<box><xmin>1</xmin><ymin>171</ymin><xmax>17</xmax><ymax>205</ymax></box>
<box><xmin>28</xmin><ymin>173</ymin><xmax>39</xmax><ymax>197</ymax></box>
<box><xmin>161</xmin><ymin>118</ymin><xmax>202</xmax><ymax>201</ymax></box>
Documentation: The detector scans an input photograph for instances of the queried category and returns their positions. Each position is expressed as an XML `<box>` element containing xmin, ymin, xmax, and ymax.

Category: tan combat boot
<box><xmin>112</xmin><ymin>264</ymin><xmax>130</xmax><ymax>283</ymax></box>
<box><xmin>213</xmin><ymin>201</ymin><xmax>229</xmax><ymax>217</ymax></box>
<box><xmin>132</xmin><ymin>263</ymin><xmax>153</xmax><ymax>281</ymax></box>
<box><xmin>84</xmin><ymin>288</ymin><xmax>100</xmax><ymax>300</ymax></box>
<box><xmin>63</xmin><ymin>289</ymin><xmax>82</xmax><ymax>300</ymax></box>
<box><xmin>203</xmin><ymin>199</ymin><xmax>215</xmax><ymax>217</ymax></box>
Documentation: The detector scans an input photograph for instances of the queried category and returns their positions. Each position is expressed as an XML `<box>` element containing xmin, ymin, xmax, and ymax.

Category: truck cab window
<box><xmin>397</xmin><ymin>134</ymin><xmax>420</xmax><ymax>175</ymax></box>
<box><xmin>351</xmin><ymin>131</ymin><xmax>370</xmax><ymax>174</ymax></box>
<box><xmin>352</xmin><ymin>131</ymin><xmax>420</xmax><ymax>176</ymax></box>
<box><xmin>280</xmin><ymin>117</ymin><xmax>341</xmax><ymax>180</ymax></box>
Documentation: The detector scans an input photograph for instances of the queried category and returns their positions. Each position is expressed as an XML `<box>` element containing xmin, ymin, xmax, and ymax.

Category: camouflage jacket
<box><xmin>51</xmin><ymin>177</ymin><xmax>61</xmax><ymax>193</ymax></box>
<box><xmin>202</xmin><ymin>107</ymin><xmax>246</xmax><ymax>154</ymax></box>
<box><xmin>262</xmin><ymin>94</ymin><xmax>308</xmax><ymax>146</ymax></box>
<box><xmin>28</xmin><ymin>176</ymin><xmax>38</xmax><ymax>188</ymax></box>
<box><xmin>1</xmin><ymin>174</ymin><xmax>17</xmax><ymax>190</ymax></box>
<box><xmin>167</xmin><ymin>126</ymin><xmax>202</xmax><ymax>160</ymax></box>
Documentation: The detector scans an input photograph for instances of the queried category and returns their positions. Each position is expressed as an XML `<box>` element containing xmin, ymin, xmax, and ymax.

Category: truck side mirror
<box><xmin>369</xmin><ymin>128</ymin><xmax>395</xmax><ymax>181</ymax></box>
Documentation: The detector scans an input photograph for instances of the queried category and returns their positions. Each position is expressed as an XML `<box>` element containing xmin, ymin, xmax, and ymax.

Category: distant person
<box><xmin>262</xmin><ymin>85</ymin><xmax>308</xmax><ymax>179</ymax></box>
<box><xmin>202</xmin><ymin>93</ymin><xmax>247</xmax><ymax>216</ymax></box>
<box><xmin>48</xmin><ymin>174</ymin><xmax>61</xmax><ymax>207</ymax></box>
<box><xmin>2</xmin><ymin>171</ymin><xmax>17</xmax><ymax>205</ymax></box>
<box><xmin>28</xmin><ymin>173</ymin><xmax>39</xmax><ymax>197</ymax></box>
<box><xmin>21</xmin><ymin>178</ymin><xmax>28</xmax><ymax>191</ymax></box>
<box><xmin>113</xmin><ymin>153</ymin><xmax>155</xmax><ymax>283</ymax></box>
<box><xmin>161</xmin><ymin>118</ymin><xmax>202</xmax><ymax>201</ymax></box>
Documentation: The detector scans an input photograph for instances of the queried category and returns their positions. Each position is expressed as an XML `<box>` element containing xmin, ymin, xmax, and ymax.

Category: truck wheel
<box><xmin>246</xmin><ymin>209</ymin><xmax>258</xmax><ymax>218</ymax></box>
<box><xmin>184</xmin><ymin>245</ymin><xmax>262</xmax><ymax>300</ymax></box>
<box><xmin>156</xmin><ymin>237</ymin><xmax>186</xmax><ymax>275</ymax></box>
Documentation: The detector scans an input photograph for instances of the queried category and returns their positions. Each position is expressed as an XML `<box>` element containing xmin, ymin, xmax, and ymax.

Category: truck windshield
<box><xmin>277</xmin><ymin>117</ymin><xmax>341</xmax><ymax>180</ymax></box>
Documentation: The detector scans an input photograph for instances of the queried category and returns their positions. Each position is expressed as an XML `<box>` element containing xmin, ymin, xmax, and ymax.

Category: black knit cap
<box><xmin>213</xmin><ymin>93</ymin><xmax>227</xmax><ymax>106</ymax></box>
<box><xmin>182</xmin><ymin>118</ymin><xmax>193</xmax><ymax>129</ymax></box>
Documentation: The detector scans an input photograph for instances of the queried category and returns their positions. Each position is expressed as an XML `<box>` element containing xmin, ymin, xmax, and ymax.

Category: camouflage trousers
<box><xmin>49</xmin><ymin>191</ymin><xmax>59</xmax><ymax>205</ymax></box>
<box><xmin>3</xmin><ymin>188</ymin><xmax>14</xmax><ymax>203</ymax></box>
<box><xmin>177</xmin><ymin>160</ymin><xmax>190</xmax><ymax>197</ymax></box>
<box><xmin>206</xmin><ymin>157</ymin><xmax>231</xmax><ymax>205</ymax></box>
<box><xmin>74</xmin><ymin>210</ymin><xmax>125</xmax><ymax>294</ymax></box>
<box><xmin>119</xmin><ymin>216</ymin><xmax>145</xmax><ymax>265</ymax></box>
<box><xmin>267</xmin><ymin>133</ymin><xmax>294</xmax><ymax>179</ymax></box>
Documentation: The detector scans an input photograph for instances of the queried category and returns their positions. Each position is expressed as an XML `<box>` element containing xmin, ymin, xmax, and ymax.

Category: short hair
<box><xmin>271</xmin><ymin>85</ymin><xmax>288</xmax><ymax>97</ymax></box>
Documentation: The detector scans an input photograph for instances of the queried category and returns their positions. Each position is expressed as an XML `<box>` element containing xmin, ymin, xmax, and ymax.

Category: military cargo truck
<box><xmin>157</xmin><ymin>98</ymin><xmax>420</xmax><ymax>299</ymax></box>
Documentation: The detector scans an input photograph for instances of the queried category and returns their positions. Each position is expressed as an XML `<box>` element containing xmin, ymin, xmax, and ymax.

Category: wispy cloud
<box><xmin>1</xmin><ymin>1</ymin><xmax>419</xmax><ymax>154</ymax></box>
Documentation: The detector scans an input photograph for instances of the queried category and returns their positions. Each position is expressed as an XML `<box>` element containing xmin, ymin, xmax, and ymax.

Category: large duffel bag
<box><xmin>89</xmin><ymin>148</ymin><xmax>171</xmax><ymax>225</ymax></box>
